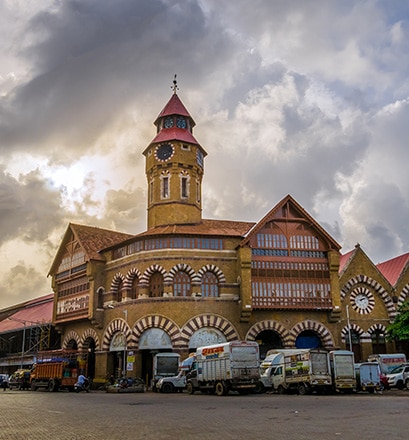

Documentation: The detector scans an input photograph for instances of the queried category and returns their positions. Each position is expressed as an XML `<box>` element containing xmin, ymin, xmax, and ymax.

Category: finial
<box><xmin>172</xmin><ymin>74</ymin><xmax>179</xmax><ymax>94</ymax></box>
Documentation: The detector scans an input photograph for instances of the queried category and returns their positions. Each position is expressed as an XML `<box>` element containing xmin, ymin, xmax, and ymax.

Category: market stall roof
<box><xmin>0</xmin><ymin>294</ymin><xmax>53</xmax><ymax>333</ymax></box>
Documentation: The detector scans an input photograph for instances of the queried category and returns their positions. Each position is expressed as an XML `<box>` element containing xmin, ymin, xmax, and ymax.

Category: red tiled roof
<box><xmin>149</xmin><ymin>127</ymin><xmax>199</xmax><ymax>145</ymax></box>
<box><xmin>0</xmin><ymin>294</ymin><xmax>54</xmax><ymax>332</ymax></box>
<box><xmin>71</xmin><ymin>223</ymin><xmax>134</xmax><ymax>261</ymax></box>
<box><xmin>135</xmin><ymin>219</ymin><xmax>256</xmax><ymax>238</ymax></box>
<box><xmin>376</xmin><ymin>252</ymin><xmax>409</xmax><ymax>287</ymax></box>
<box><xmin>339</xmin><ymin>249</ymin><xmax>356</xmax><ymax>273</ymax></box>
<box><xmin>155</xmin><ymin>93</ymin><xmax>194</xmax><ymax>122</ymax></box>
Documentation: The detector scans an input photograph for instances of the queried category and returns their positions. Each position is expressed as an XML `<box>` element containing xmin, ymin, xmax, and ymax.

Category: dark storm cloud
<box><xmin>0</xmin><ymin>0</ymin><xmax>234</xmax><ymax>157</ymax></box>
<box><xmin>0</xmin><ymin>167</ymin><xmax>64</xmax><ymax>245</ymax></box>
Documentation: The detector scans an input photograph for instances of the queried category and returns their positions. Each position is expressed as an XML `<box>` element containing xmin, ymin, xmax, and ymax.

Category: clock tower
<box><xmin>143</xmin><ymin>79</ymin><xmax>207</xmax><ymax>229</ymax></box>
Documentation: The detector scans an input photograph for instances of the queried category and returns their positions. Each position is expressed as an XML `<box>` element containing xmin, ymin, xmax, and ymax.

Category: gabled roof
<box><xmin>376</xmin><ymin>252</ymin><xmax>409</xmax><ymax>287</ymax></box>
<box><xmin>339</xmin><ymin>247</ymin><xmax>358</xmax><ymax>274</ymax></box>
<box><xmin>155</xmin><ymin>93</ymin><xmax>195</xmax><ymax>126</ymax></box>
<box><xmin>240</xmin><ymin>194</ymin><xmax>341</xmax><ymax>250</ymax></box>
<box><xmin>48</xmin><ymin>223</ymin><xmax>133</xmax><ymax>275</ymax></box>
<box><xmin>0</xmin><ymin>293</ymin><xmax>54</xmax><ymax>332</ymax></box>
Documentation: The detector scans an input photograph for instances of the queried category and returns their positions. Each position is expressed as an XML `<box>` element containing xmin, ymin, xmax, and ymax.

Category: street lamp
<box><xmin>123</xmin><ymin>310</ymin><xmax>128</xmax><ymax>378</ymax></box>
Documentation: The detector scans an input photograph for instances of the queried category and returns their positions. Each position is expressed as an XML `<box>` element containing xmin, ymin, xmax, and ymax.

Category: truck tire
<box><xmin>31</xmin><ymin>382</ymin><xmax>37</xmax><ymax>392</ymax></box>
<box><xmin>298</xmin><ymin>383</ymin><xmax>307</xmax><ymax>395</ymax></box>
<box><xmin>253</xmin><ymin>382</ymin><xmax>265</xmax><ymax>394</ymax></box>
<box><xmin>161</xmin><ymin>383</ymin><xmax>174</xmax><ymax>393</ymax></box>
<box><xmin>186</xmin><ymin>381</ymin><xmax>194</xmax><ymax>395</ymax></box>
<box><xmin>215</xmin><ymin>381</ymin><xmax>228</xmax><ymax>396</ymax></box>
<box><xmin>48</xmin><ymin>380</ymin><xmax>56</xmax><ymax>392</ymax></box>
<box><xmin>277</xmin><ymin>385</ymin><xmax>285</xmax><ymax>395</ymax></box>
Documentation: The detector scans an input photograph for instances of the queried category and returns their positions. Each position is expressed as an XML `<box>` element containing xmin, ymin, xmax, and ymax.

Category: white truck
<box><xmin>258</xmin><ymin>348</ymin><xmax>332</xmax><ymax>395</ymax></box>
<box><xmin>152</xmin><ymin>352</ymin><xmax>180</xmax><ymax>391</ymax></box>
<box><xmin>355</xmin><ymin>362</ymin><xmax>382</xmax><ymax>393</ymax></box>
<box><xmin>156</xmin><ymin>355</ymin><xmax>194</xmax><ymax>393</ymax></box>
<box><xmin>367</xmin><ymin>353</ymin><xmax>407</xmax><ymax>375</ymax></box>
<box><xmin>329</xmin><ymin>350</ymin><xmax>356</xmax><ymax>393</ymax></box>
<box><xmin>186</xmin><ymin>341</ymin><xmax>260</xmax><ymax>396</ymax></box>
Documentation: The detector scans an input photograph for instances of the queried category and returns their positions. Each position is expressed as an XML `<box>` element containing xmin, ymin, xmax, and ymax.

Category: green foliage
<box><xmin>386</xmin><ymin>301</ymin><xmax>409</xmax><ymax>341</ymax></box>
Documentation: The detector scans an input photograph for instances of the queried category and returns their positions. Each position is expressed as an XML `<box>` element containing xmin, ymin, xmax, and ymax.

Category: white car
<box><xmin>386</xmin><ymin>364</ymin><xmax>409</xmax><ymax>390</ymax></box>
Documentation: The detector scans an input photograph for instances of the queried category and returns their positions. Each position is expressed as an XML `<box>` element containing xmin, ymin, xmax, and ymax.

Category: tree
<box><xmin>386</xmin><ymin>301</ymin><xmax>409</xmax><ymax>342</ymax></box>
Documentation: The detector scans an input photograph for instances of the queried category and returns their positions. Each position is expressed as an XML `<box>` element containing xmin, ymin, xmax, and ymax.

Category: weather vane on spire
<box><xmin>172</xmin><ymin>74</ymin><xmax>179</xmax><ymax>94</ymax></box>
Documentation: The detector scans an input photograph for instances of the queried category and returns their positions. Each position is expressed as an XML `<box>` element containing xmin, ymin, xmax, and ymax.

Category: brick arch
<box><xmin>169</xmin><ymin>263</ymin><xmax>197</xmax><ymax>282</ymax></box>
<box><xmin>123</xmin><ymin>267</ymin><xmax>142</xmax><ymax>290</ymax></box>
<box><xmin>110</xmin><ymin>272</ymin><xmax>125</xmax><ymax>291</ymax></box>
<box><xmin>341</xmin><ymin>324</ymin><xmax>365</xmax><ymax>343</ymax></box>
<box><xmin>398</xmin><ymin>285</ymin><xmax>409</xmax><ymax>308</ymax></box>
<box><xmin>133</xmin><ymin>315</ymin><xmax>180</xmax><ymax>348</ymax></box>
<box><xmin>289</xmin><ymin>320</ymin><xmax>335</xmax><ymax>348</ymax></box>
<box><xmin>246</xmin><ymin>320</ymin><xmax>291</xmax><ymax>346</ymax></box>
<box><xmin>102</xmin><ymin>318</ymin><xmax>134</xmax><ymax>351</ymax></box>
<box><xmin>179</xmin><ymin>314</ymin><xmax>239</xmax><ymax>348</ymax></box>
<box><xmin>80</xmin><ymin>328</ymin><xmax>101</xmax><ymax>351</ymax></box>
<box><xmin>197</xmin><ymin>264</ymin><xmax>226</xmax><ymax>284</ymax></box>
<box><xmin>62</xmin><ymin>330</ymin><xmax>81</xmax><ymax>350</ymax></box>
<box><xmin>341</xmin><ymin>274</ymin><xmax>396</xmax><ymax>319</ymax></box>
<box><xmin>139</xmin><ymin>264</ymin><xmax>169</xmax><ymax>285</ymax></box>
<box><xmin>367</xmin><ymin>323</ymin><xmax>387</xmax><ymax>335</ymax></box>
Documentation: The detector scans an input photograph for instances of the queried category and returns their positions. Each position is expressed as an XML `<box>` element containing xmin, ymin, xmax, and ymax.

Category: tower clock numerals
<box><xmin>155</xmin><ymin>143</ymin><xmax>174</xmax><ymax>162</ymax></box>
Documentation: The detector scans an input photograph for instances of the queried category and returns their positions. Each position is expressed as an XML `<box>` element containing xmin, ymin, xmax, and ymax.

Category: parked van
<box><xmin>367</xmin><ymin>353</ymin><xmax>406</xmax><ymax>375</ymax></box>
<box><xmin>355</xmin><ymin>362</ymin><xmax>382</xmax><ymax>393</ymax></box>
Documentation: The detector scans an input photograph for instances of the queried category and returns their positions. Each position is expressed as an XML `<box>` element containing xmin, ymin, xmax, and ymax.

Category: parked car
<box><xmin>8</xmin><ymin>369</ymin><xmax>31</xmax><ymax>390</ymax></box>
<box><xmin>386</xmin><ymin>363</ymin><xmax>409</xmax><ymax>390</ymax></box>
<box><xmin>0</xmin><ymin>374</ymin><xmax>9</xmax><ymax>389</ymax></box>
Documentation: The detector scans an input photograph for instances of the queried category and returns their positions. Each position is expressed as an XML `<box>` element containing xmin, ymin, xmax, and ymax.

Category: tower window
<box><xmin>161</xmin><ymin>176</ymin><xmax>169</xmax><ymax>199</ymax></box>
<box><xmin>181</xmin><ymin>177</ymin><xmax>188</xmax><ymax>198</ymax></box>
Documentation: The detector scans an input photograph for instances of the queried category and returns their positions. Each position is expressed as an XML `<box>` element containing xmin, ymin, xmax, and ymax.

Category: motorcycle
<box><xmin>74</xmin><ymin>377</ymin><xmax>91</xmax><ymax>393</ymax></box>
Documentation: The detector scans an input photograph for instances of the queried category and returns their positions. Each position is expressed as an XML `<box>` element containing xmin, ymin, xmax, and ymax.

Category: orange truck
<box><xmin>30</xmin><ymin>350</ymin><xmax>87</xmax><ymax>392</ymax></box>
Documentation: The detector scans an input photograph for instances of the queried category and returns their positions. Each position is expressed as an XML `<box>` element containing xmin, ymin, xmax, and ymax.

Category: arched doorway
<box><xmin>138</xmin><ymin>328</ymin><xmax>173</xmax><ymax>386</ymax></box>
<box><xmin>83</xmin><ymin>337</ymin><xmax>96</xmax><ymax>379</ymax></box>
<box><xmin>295</xmin><ymin>330</ymin><xmax>322</xmax><ymax>349</ymax></box>
<box><xmin>255</xmin><ymin>330</ymin><xmax>283</xmax><ymax>360</ymax></box>
<box><xmin>109</xmin><ymin>332</ymin><xmax>127</xmax><ymax>378</ymax></box>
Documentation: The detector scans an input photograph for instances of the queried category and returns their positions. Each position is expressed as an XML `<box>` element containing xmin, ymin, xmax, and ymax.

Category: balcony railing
<box><xmin>252</xmin><ymin>295</ymin><xmax>333</xmax><ymax>310</ymax></box>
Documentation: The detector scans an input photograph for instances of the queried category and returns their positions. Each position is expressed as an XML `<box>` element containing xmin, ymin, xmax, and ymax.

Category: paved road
<box><xmin>0</xmin><ymin>389</ymin><xmax>407</xmax><ymax>440</ymax></box>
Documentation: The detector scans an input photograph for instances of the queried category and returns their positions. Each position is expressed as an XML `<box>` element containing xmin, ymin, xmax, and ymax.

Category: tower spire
<box><xmin>172</xmin><ymin>74</ymin><xmax>179</xmax><ymax>94</ymax></box>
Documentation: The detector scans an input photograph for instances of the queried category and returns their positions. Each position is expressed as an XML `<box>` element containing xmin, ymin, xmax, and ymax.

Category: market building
<box><xmin>46</xmin><ymin>83</ymin><xmax>409</xmax><ymax>386</ymax></box>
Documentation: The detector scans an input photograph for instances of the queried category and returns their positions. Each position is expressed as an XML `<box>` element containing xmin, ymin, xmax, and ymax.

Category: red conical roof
<box><xmin>154</xmin><ymin>93</ymin><xmax>195</xmax><ymax>127</ymax></box>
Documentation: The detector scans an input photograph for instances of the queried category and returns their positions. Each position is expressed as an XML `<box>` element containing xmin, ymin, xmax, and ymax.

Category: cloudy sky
<box><xmin>1</xmin><ymin>0</ymin><xmax>409</xmax><ymax>308</ymax></box>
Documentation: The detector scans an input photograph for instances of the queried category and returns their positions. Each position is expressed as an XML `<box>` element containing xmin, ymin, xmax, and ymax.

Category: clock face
<box><xmin>354</xmin><ymin>293</ymin><xmax>369</xmax><ymax>310</ymax></box>
<box><xmin>164</xmin><ymin>117</ymin><xmax>174</xmax><ymax>128</ymax></box>
<box><xmin>350</xmin><ymin>288</ymin><xmax>374</xmax><ymax>314</ymax></box>
<box><xmin>155</xmin><ymin>143</ymin><xmax>174</xmax><ymax>162</ymax></box>
<box><xmin>176</xmin><ymin>117</ymin><xmax>186</xmax><ymax>129</ymax></box>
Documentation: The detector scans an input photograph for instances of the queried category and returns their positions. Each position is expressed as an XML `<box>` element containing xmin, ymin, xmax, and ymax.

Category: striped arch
<box><xmin>246</xmin><ymin>320</ymin><xmax>291</xmax><ymax>346</ymax></box>
<box><xmin>62</xmin><ymin>330</ymin><xmax>81</xmax><ymax>350</ymax></box>
<box><xmin>398</xmin><ymin>285</ymin><xmax>409</xmax><ymax>308</ymax></box>
<box><xmin>139</xmin><ymin>265</ymin><xmax>169</xmax><ymax>285</ymax></box>
<box><xmin>133</xmin><ymin>315</ymin><xmax>180</xmax><ymax>348</ymax></box>
<box><xmin>340</xmin><ymin>274</ymin><xmax>396</xmax><ymax>319</ymax></box>
<box><xmin>179</xmin><ymin>314</ymin><xmax>239</xmax><ymax>348</ymax></box>
<box><xmin>102</xmin><ymin>318</ymin><xmax>134</xmax><ymax>351</ymax></box>
<box><xmin>341</xmin><ymin>324</ymin><xmax>365</xmax><ymax>343</ymax></box>
<box><xmin>289</xmin><ymin>320</ymin><xmax>335</xmax><ymax>348</ymax></box>
<box><xmin>169</xmin><ymin>263</ymin><xmax>197</xmax><ymax>283</ymax></box>
<box><xmin>123</xmin><ymin>267</ymin><xmax>142</xmax><ymax>290</ymax></box>
<box><xmin>197</xmin><ymin>264</ymin><xmax>226</xmax><ymax>284</ymax></box>
<box><xmin>367</xmin><ymin>323</ymin><xmax>387</xmax><ymax>336</ymax></box>
<box><xmin>110</xmin><ymin>272</ymin><xmax>125</xmax><ymax>291</ymax></box>
<box><xmin>80</xmin><ymin>328</ymin><xmax>101</xmax><ymax>351</ymax></box>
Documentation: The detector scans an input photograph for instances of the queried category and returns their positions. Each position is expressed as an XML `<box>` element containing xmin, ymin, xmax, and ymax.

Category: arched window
<box><xmin>346</xmin><ymin>330</ymin><xmax>362</xmax><ymax>362</ymax></box>
<box><xmin>174</xmin><ymin>271</ymin><xmax>191</xmax><ymax>297</ymax></box>
<box><xmin>149</xmin><ymin>272</ymin><xmax>163</xmax><ymax>298</ymax></box>
<box><xmin>130</xmin><ymin>277</ymin><xmax>139</xmax><ymax>300</ymax></box>
<box><xmin>201</xmin><ymin>272</ymin><xmax>219</xmax><ymax>298</ymax></box>
<box><xmin>371</xmin><ymin>330</ymin><xmax>386</xmax><ymax>354</ymax></box>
